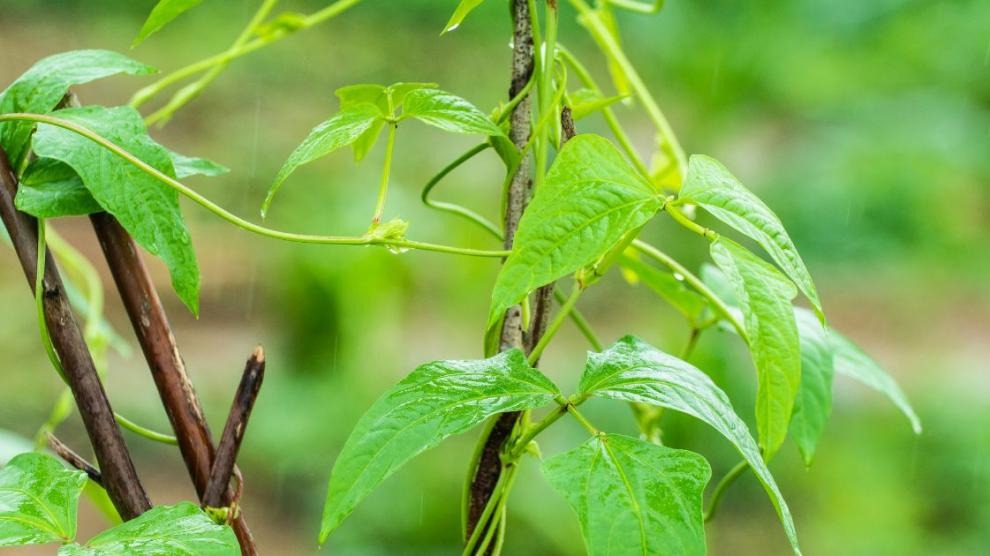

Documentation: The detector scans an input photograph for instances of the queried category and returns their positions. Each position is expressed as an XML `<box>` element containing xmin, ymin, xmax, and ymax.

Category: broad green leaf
<box><xmin>263</xmin><ymin>103</ymin><xmax>384</xmax><ymax>216</ymax></box>
<box><xmin>711</xmin><ymin>239</ymin><xmax>800</xmax><ymax>459</ymax></box>
<box><xmin>620</xmin><ymin>254</ymin><xmax>709</xmax><ymax>326</ymax></box>
<box><xmin>542</xmin><ymin>434</ymin><xmax>709</xmax><ymax>556</ymax></box>
<box><xmin>320</xmin><ymin>349</ymin><xmax>559</xmax><ymax>542</ymax></box>
<box><xmin>0</xmin><ymin>452</ymin><xmax>87</xmax><ymax>547</ymax></box>
<box><xmin>168</xmin><ymin>151</ymin><xmax>229</xmax><ymax>178</ymax></box>
<box><xmin>335</xmin><ymin>82</ymin><xmax>438</xmax><ymax>115</ymax></box>
<box><xmin>679</xmin><ymin>155</ymin><xmax>822</xmax><ymax>317</ymax></box>
<box><xmin>568</xmin><ymin>88</ymin><xmax>627</xmax><ymax>121</ymax></box>
<box><xmin>0</xmin><ymin>50</ymin><xmax>155</xmax><ymax>165</ymax></box>
<box><xmin>578</xmin><ymin>336</ymin><xmax>801</xmax><ymax>555</ymax></box>
<box><xmin>401</xmin><ymin>89</ymin><xmax>504</xmax><ymax>137</ymax></box>
<box><xmin>488</xmin><ymin>134</ymin><xmax>663</xmax><ymax>328</ymax></box>
<box><xmin>58</xmin><ymin>502</ymin><xmax>238</xmax><ymax>555</ymax></box>
<box><xmin>351</xmin><ymin>118</ymin><xmax>386</xmax><ymax>162</ymax></box>
<box><xmin>132</xmin><ymin>0</ymin><xmax>204</xmax><ymax>47</ymax></box>
<box><xmin>32</xmin><ymin>105</ymin><xmax>200</xmax><ymax>315</ymax></box>
<box><xmin>15</xmin><ymin>159</ymin><xmax>100</xmax><ymax>218</ymax></box>
<box><xmin>831</xmin><ymin>329</ymin><xmax>921</xmax><ymax>434</ymax></box>
<box><xmin>789</xmin><ymin>307</ymin><xmax>834</xmax><ymax>465</ymax></box>
<box><xmin>442</xmin><ymin>0</ymin><xmax>486</xmax><ymax>34</ymax></box>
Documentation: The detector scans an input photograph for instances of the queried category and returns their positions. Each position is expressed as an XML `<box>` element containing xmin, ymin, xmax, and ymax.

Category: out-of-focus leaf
<box><xmin>132</xmin><ymin>0</ymin><xmax>204</xmax><ymax>47</ymax></box>
<box><xmin>442</xmin><ymin>0</ymin><xmax>487</xmax><ymax>34</ymax></box>
<box><xmin>168</xmin><ymin>151</ymin><xmax>229</xmax><ymax>178</ymax></box>
<box><xmin>567</xmin><ymin>88</ymin><xmax>627</xmax><ymax>120</ymax></box>
<box><xmin>0</xmin><ymin>452</ymin><xmax>86</xmax><ymax>547</ymax></box>
<box><xmin>789</xmin><ymin>307</ymin><xmax>834</xmax><ymax>465</ymax></box>
<box><xmin>621</xmin><ymin>254</ymin><xmax>709</xmax><ymax>326</ymax></box>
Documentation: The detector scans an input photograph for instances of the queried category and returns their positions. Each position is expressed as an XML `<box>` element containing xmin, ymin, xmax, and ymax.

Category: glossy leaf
<box><xmin>831</xmin><ymin>329</ymin><xmax>921</xmax><ymax>433</ymax></box>
<box><xmin>679</xmin><ymin>155</ymin><xmax>822</xmax><ymax>317</ymax></box>
<box><xmin>542</xmin><ymin>434</ymin><xmax>709</xmax><ymax>556</ymax></box>
<box><xmin>15</xmin><ymin>159</ymin><xmax>100</xmax><ymax>218</ymax></box>
<box><xmin>711</xmin><ymin>239</ymin><xmax>800</xmax><ymax>460</ymax></box>
<box><xmin>320</xmin><ymin>349</ymin><xmax>559</xmax><ymax>542</ymax></box>
<box><xmin>32</xmin><ymin>105</ymin><xmax>200</xmax><ymax>315</ymax></box>
<box><xmin>0</xmin><ymin>50</ymin><xmax>155</xmax><ymax>165</ymax></box>
<box><xmin>401</xmin><ymin>88</ymin><xmax>504</xmax><ymax>137</ymax></box>
<box><xmin>442</xmin><ymin>0</ymin><xmax>486</xmax><ymax>34</ymax></box>
<box><xmin>0</xmin><ymin>452</ymin><xmax>86</xmax><ymax>547</ymax></box>
<box><xmin>621</xmin><ymin>254</ymin><xmax>709</xmax><ymax>326</ymax></box>
<box><xmin>789</xmin><ymin>307</ymin><xmax>834</xmax><ymax>465</ymax></box>
<box><xmin>58</xmin><ymin>502</ymin><xmax>238</xmax><ymax>555</ymax></box>
<box><xmin>133</xmin><ymin>0</ymin><xmax>204</xmax><ymax>47</ymax></box>
<box><xmin>263</xmin><ymin>103</ymin><xmax>384</xmax><ymax>216</ymax></box>
<box><xmin>578</xmin><ymin>336</ymin><xmax>801</xmax><ymax>554</ymax></box>
<box><xmin>488</xmin><ymin>134</ymin><xmax>663</xmax><ymax>328</ymax></box>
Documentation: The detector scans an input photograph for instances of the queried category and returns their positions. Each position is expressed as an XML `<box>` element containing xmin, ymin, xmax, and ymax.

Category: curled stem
<box><xmin>704</xmin><ymin>460</ymin><xmax>749</xmax><ymax>522</ymax></box>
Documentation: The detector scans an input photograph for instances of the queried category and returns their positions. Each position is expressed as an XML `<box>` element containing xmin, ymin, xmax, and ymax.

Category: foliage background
<box><xmin>1</xmin><ymin>0</ymin><xmax>988</xmax><ymax>554</ymax></box>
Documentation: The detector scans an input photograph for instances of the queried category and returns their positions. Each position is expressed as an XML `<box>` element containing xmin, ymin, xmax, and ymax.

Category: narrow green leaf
<box><xmin>320</xmin><ymin>349</ymin><xmax>559</xmax><ymax>542</ymax></box>
<box><xmin>711</xmin><ymin>239</ymin><xmax>800</xmax><ymax>460</ymax></box>
<box><xmin>58</xmin><ymin>502</ymin><xmax>238</xmax><ymax>555</ymax></box>
<box><xmin>488</xmin><ymin>134</ymin><xmax>663</xmax><ymax>328</ymax></box>
<box><xmin>32</xmin><ymin>105</ymin><xmax>200</xmax><ymax>315</ymax></box>
<box><xmin>132</xmin><ymin>0</ymin><xmax>204</xmax><ymax>47</ymax></box>
<box><xmin>542</xmin><ymin>434</ymin><xmax>710</xmax><ymax>556</ymax></box>
<box><xmin>168</xmin><ymin>151</ymin><xmax>229</xmax><ymax>178</ymax></box>
<box><xmin>679</xmin><ymin>155</ymin><xmax>822</xmax><ymax>317</ymax></box>
<box><xmin>0</xmin><ymin>50</ymin><xmax>155</xmax><ymax>165</ymax></box>
<box><xmin>621</xmin><ymin>254</ymin><xmax>709</xmax><ymax>326</ymax></box>
<box><xmin>442</xmin><ymin>0</ymin><xmax>487</xmax><ymax>34</ymax></box>
<box><xmin>263</xmin><ymin>103</ymin><xmax>384</xmax><ymax>216</ymax></box>
<box><xmin>788</xmin><ymin>307</ymin><xmax>834</xmax><ymax>465</ymax></box>
<box><xmin>831</xmin><ymin>329</ymin><xmax>921</xmax><ymax>434</ymax></box>
<box><xmin>15</xmin><ymin>159</ymin><xmax>100</xmax><ymax>218</ymax></box>
<box><xmin>567</xmin><ymin>88</ymin><xmax>627</xmax><ymax>121</ymax></box>
<box><xmin>578</xmin><ymin>336</ymin><xmax>801</xmax><ymax>555</ymax></box>
<box><xmin>0</xmin><ymin>452</ymin><xmax>87</xmax><ymax>547</ymax></box>
<box><xmin>401</xmin><ymin>88</ymin><xmax>504</xmax><ymax>137</ymax></box>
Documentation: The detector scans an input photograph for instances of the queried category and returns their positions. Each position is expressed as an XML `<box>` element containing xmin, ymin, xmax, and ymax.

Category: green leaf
<box><xmin>620</xmin><ymin>254</ymin><xmax>709</xmax><ymax>326</ymax></box>
<box><xmin>830</xmin><ymin>329</ymin><xmax>921</xmax><ymax>434</ymax></box>
<box><xmin>710</xmin><ymin>239</ymin><xmax>800</xmax><ymax>460</ymax></box>
<box><xmin>335</xmin><ymin>82</ymin><xmax>437</xmax><ymax>115</ymax></box>
<box><xmin>0</xmin><ymin>50</ymin><xmax>155</xmax><ymax>166</ymax></box>
<box><xmin>15</xmin><ymin>159</ymin><xmax>100</xmax><ymax>218</ymax></box>
<box><xmin>132</xmin><ymin>0</ymin><xmax>204</xmax><ymax>47</ymax></box>
<box><xmin>679</xmin><ymin>155</ymin><xmax>822</xmax><ymax>317</ymax></box>
<box><xmin>32</xmin><ymin>105</ymin><xmax>200</xmax><ymax>315</ymax></box>
<box><xmin>58</xmin><ymin>502</ymin><xmax>238</xmax><ymax>555</ymax></box>
<box><xmin>567</xmin><ymin>88</ymin><xmax>627</xmax><ymax>121</ymax></box>
<box><xmin>168</xmin><ymin>151</ymin><xmax>229</xmax><ymax>178</ymax></box>
<box><xmin>401</xmin><ymin>89</ymin><xmax>504</xmax><ymax>137</ymax></box>
<box><xmin>488</xmin><ymin>134</ymin><xmax>663</xmax><ymax>328</ymax></box>
<box><xmin>263</xmin><ymin>103</ymin><xmax>384</xmax><ymax>216</ymax></box>
<box><xmin>320</xmin><ymin>349</ymin><xmax>559</xmax><ymax>543</ymax></box>
<box><xmin>0</xmin><ymin>452</ymin><xmax>87</xmax><ymax>547</ymax></box>
<box><xmin>542</xmin><ymin>434</ymin><xmax>709</xmax><ymax>556</ymax></box>
<box><xmin>442</xmin><ymin>0</ymin><xmax>486</xmax><ymax>34</ymax></box>
<box><xmin>788</xmin><ymin>307</ymin><xmax>834</xmax><ymax>465</ymax></box>
<box><xmin>578</xmin><ymin>336</ymin><xmax>801</xmax><ymax>555</ymax></box>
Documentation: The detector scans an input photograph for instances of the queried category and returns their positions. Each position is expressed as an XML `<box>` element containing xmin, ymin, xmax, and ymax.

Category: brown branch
<box><xmin>47</xmin><ymin>433</ymin><xmax>103</xmax><ymax>486</ymax></box>
<box><xmin>204</xmin><ymin>347</ymin><xmax>265</xmax><ymax>509</ymax></box>
<box><xmin>89</xmin><ymin>213</ymin><xmax>257</xmax><ymax>554</ymax></box>
<box><xmin>0</xmin><ymin>147</ymin><xmax>151</xmax><ymax>520</ymax></box>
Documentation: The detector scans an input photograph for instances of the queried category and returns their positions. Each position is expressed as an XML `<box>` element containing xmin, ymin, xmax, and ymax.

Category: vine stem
<box><xmin>528</xmin><ymin>283</ymin><xmax>583</xmax><ymax>365</ymax></box>
<box><xmin>704</xmin><ymin>460</ymin><xmax>749</xmax><ymax>522</ymax></box>
<box><xmin>371</xmin><ymin>123</ymin><xmax>397</xmax><ymax>225</ymax></box>
<box><xmin>0</xmin><ymin>114</ymin><xmax>507</xmax><ymax>258</ymax></box>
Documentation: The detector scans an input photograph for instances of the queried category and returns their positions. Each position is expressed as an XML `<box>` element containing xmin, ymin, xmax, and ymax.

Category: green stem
<box><xmin>463</xmin><ymin>466</ymin><xmax>512</xmax><ymax>555</ymax></box>
<box><xmin>130</xmin><ymin>0</ymin><xmax>363</xmax><ymax>109</ymax></box>
<box><xmin>508</xmin><ymin>404</ymin><xmax>568</xmax><ymax>460</ymax></box>
<box><xmin>680</xmin><ymin>327</ymin><xmax>701</xmax><ymax>360</ymax></box>
<box><xmin>114</xmin><ymin>413</ymin><xmax>178</xmax><ymax>445</ymax></box>
<box><xmin>605</xmin><ymin>0</ymin><xmax>664</xmax><ymax>14</ymax></box>
<box><xmin>0</xmin><ymin>114</ymin><xmax>507</xmax><ymax>259</ymax></box>
<box><xmin>421</xmin><ymin>143</ymin><xmax>501</xmax><ymax>239</ymax></box>
<box><xmin>528</xmin><ymin>283</ymin><xmax>583</xmax><ymax>365</ymax></box>
<box><xmin>632</xmin><ymin>239</ymin><xmax>747</xmax><ymax>340</ymax></box>
<box><xmin>372</xmin><ymin>123</ymin><xmax>398</xmax><ymax>226</ymax></box>
<box><xmin>34</xmin><ymin>219</ymin><xmax>66</xmax><ymax>382</ymax></box>
<box><xmin>668</xmin><ymin>204</ymin><xmax>717</xmax><ymax>240</ymax></box>
<box><xmin>568</xmin><ymin>405</ymin><xmax>600</xmax><ymax>435</ymax></box>
<box><xmin>556</xmin><ymin>289</ymin><xmax>603</xmax><ymax>351</ymax></box>
<box><xmin>704</xmin><ymin>460</ymin><xmax>749</xmax><ymax>522</ymax></box>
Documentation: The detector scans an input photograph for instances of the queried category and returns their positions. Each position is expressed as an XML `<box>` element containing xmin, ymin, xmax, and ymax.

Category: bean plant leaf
<box><xmin>831</xmin><ymin>330</ymin><xmax>921</xmax><ymax>434</ymax></box>
<box><xmin>320</xmin><ymin>349</ymin><xmax>559</xmax><ymax>543</ymax></box>
<box><xmin>0</xmin><ymin>50</ymin><xmax>155</xmax><ymax>166</ymax></box>
<box><xmin>710</xmin><ymin>238</ymin><xmax>800</xmax><ymax>460</ymax></box>
<box><xmin>334</xmin><ymin>82</ymin><xmax>435</xmax><ymax>161</ymax></box>
<box><xmin>132</xmin><ymin>0</ymin><xmax>204</xmax><ymax>47</ymax></box>
<box><xmin>32</xmin><ymin>105</ymin><xmax>200</xmax><ymax>315</ymax></box>
<box><xmin>567</xmin><ymin>88</ymin><xmax>627</xmax><ymax>121</ymax></box>
<box><xmin>169</xmin><ymin>151</ymin><xmax>229</xmax><ymax>178</ymax></box>
<box><xmin>578</xmin><ymin>336</ymin><xmax>801</xmax><ymax>554</ymax></box>
<box><xmin>620</xmin><ymin>254</ymin><xmax>709</xmax><ymax>327</ymax></box>
<box><xmin>442</xmin><ymin>0</ymin><xmax>487</xmax><ymax>34</ymax></box>
<box><xmin>0</xmin><ymin>452</ymin><xmax>87</xmax><ymax>547</ymax></box>
<box><xmin>542</xmin><ymin>434</ymin><xmax>710</xmax><ymax>556</ymax></box>
<box><xmin>15</xmin><ymin>159</ymin><xmax>100</xmax><ymax>218</ymax></box>
<box><xmin>58</xmin><ymin>502</ymin><xmax>238</xmax><ymax>555</ymax></box>
<box><xmin>788</xmin><ymin>307</ymin><xmax>834</xmax><ymax>465</ymax></box>
<box><xmin>488</xmin><ymin>134</ymin><xmax>663</xmax><ymax>328</ymax></box>
<box><xmin>679</xmin><ymin>155</ymin><xmax>822</xmax><ymax>318</ymax></box>
<box><xmin>401</xmin><ymin>89</ymin><xmax>504</xmax><ymax>137</ymax></box>
<box><xmin>263</xmin><ymin>103</ymin><xmax>384</xmax><ymax>216</ymax></box>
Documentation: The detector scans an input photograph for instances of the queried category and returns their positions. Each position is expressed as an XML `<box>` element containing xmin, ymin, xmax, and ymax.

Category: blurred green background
<box><xmin>1</xmin><ymin>0</ymin><xmax>988</xmax><ymax>554</ymax></box>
